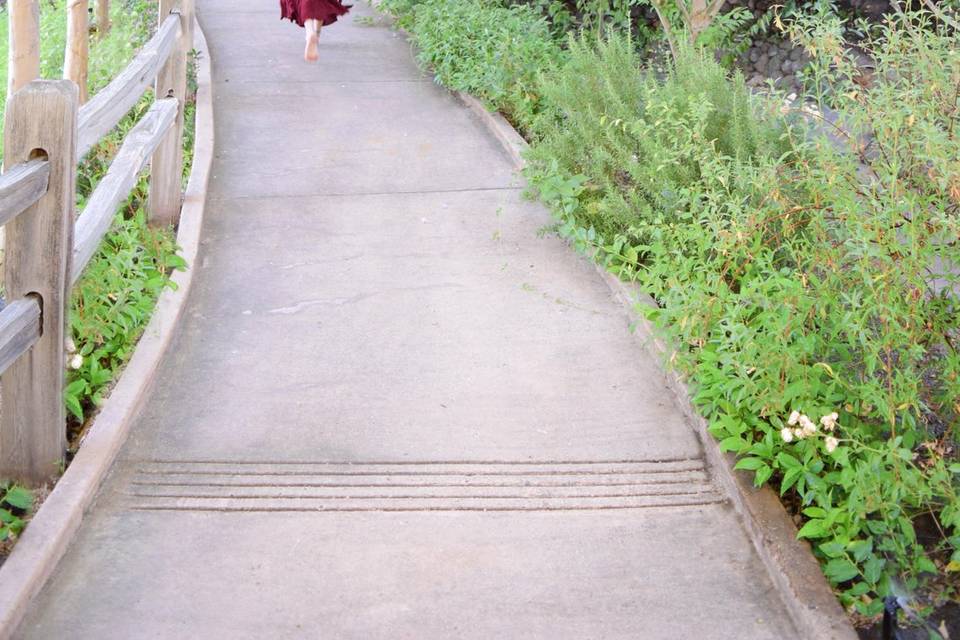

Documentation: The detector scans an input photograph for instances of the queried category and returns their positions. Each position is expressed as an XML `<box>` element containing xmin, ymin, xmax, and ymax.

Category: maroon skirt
<box><xmin>280</xmin><ymin>0</ymin><xmax>350</xmax><ymax>27</ymax></box>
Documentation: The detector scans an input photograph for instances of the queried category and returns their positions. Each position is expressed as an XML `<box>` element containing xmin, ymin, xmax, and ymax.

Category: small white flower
<box><xmin>781</xmin><ymin>427</ymin><xmax>794</xmax><ymax>443</ymax></box>
<box><xmin>65</xmin><ymin>338</ymin><xmax>76</xmax><ymax>354</ymax></box>
<box><xmin>799</xmin><ymin>415</ymin><xmax>817</xmax><ymax>436</ymax></box>
<box><xmin>825</xmin><ymin>436</ymin><xmax>839</xmax><ymax>453</ymax></box>
<box><xmin>69</xmin><ymin>354</ymin><xmax>83</xmax><ymax>370</ymax></box>
<box><xmin>820</xmin><ymin>412</ymin><xmax>839</xmax><ymax>431</ymax></box>
<box><xmin>788</xmin><ymin>410</ymin><xmax>801</xmax><ymax>426</ymax></box>
<box><xmin>793</xmin><ymin>428</ymin><xmax>805</xmax><ymax>440</ymax></box>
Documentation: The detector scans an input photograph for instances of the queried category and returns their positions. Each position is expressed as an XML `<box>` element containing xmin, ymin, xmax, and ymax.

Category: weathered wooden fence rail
<box><xmin>0</xmin><ymin>0</ymin><xmax>194</xmax><ymax>484</ymax></box>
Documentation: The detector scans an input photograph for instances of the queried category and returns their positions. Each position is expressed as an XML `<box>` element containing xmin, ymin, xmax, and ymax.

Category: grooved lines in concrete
<box><xmin>124</xmin><ymin>459</ymin><xmax>725</xmax><ymax>512</ymax></box>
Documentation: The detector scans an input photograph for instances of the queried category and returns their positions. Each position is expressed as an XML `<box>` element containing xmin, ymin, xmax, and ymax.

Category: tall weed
<box><xmin>526</xmin><ymin>35</ymin><xmax>787</xmax><ymax>238</ymax></box>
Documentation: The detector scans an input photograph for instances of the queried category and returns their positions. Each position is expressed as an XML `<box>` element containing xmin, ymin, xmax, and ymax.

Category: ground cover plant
<box><xmin>379</xmin><ymin>0</ymin><xmax>960</xmax><ymax>630</ymax></box>
<box><xmin>0</xmin><ymin>482</ymin><xmax>32</xmax><ymax>558</ymax></box>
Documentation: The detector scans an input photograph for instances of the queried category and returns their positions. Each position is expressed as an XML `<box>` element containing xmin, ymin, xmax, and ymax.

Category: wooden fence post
<box><xmin>95</xmin><ymin>0</ymin><xmax>111</xmax><ymax>36</ymax></box>
<box><xmin>6</xmin><ymin>0</ymin><xmax>41</xmax><ymax>97</ymax></box>
<box><xmin>148</xmin><ymin>0</ymin><xmax>193</xmax><ymax>227</ymax></box>
<box><xmin>65</xmin><ymin>0</ymin><xmax>90</xmax><ymax>103</ymax></box>
<box><xmin>0</xmin><ymin>81</ymin><xmax>79</xmax><ymax>485</ymax></box>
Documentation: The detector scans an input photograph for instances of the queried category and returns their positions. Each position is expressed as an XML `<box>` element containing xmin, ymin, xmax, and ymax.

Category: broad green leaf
<box><xmin>797</xmin><ymin>519</ymin><xmax>829</xmax><ymax>539</ymax></box>
<box><xmin>777</xmin><ymin>452</ymin><xmax>801</xmax><ymax>469</ymax></box>
<box><xmin>755</xmin><ymin>464</ymin><xmax>773</xmax><ymax>486</ymax></box>
<box><xmin>863</xmin><ymin>557</ymin><xmax>884</xmax><ymax>584</ymax></box>
<box><xmin>916</xmin><ymin>556</ymin><xmax>937</xmax><ymax>574</ymax></box>
<box><xmin>803</xmin><ymin>506</ymin><xmax>827</xmax><ymax>519</ymax></box>
<box><xmin>3</xmin><ymin>486</ymin><xmax>33</xmax><ymax>510</ymax></box>
<box><xmin>734</xmin><ymin>457</ymin><xmax>765</xmax><ymax>472</ymax></box>
<box><xmin>824</xmin><ymin>558</ymin><xmax>859</xmax><ymax>583</ymax></box>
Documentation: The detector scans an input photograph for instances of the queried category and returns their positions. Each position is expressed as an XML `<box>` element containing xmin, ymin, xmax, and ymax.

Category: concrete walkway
<box><xmin>16</xmin><ymin>2</ymin><xmax>798</xmax><ymax>637</ymax></box>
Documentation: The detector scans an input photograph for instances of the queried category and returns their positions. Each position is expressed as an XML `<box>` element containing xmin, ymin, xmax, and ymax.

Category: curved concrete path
<box><xmin>16</xmin><ymin>2</ymin><xmax>798</xmax><ymax>637</ymax></box>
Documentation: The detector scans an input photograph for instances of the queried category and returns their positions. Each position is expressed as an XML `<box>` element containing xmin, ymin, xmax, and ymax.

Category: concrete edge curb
<box><xmin>456</xmin><ymin>89</ymin><xmax>858</xmax><ymax>640</ymax></box>
<box><xmin>0</xmin><ymin>19</ymin><xmax>214</xmax><ymax>639</ymax></box>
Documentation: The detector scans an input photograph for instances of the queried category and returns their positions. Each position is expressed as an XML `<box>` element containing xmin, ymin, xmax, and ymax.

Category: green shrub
<box><xmin>530</xmin><ymin>20</ymin><xmax>960</xmax><ymax>615</ymax></box>
<box><xmin>66</xmin><ymin>199</ymin><xmax>184</xmax><ymax>425</ymax></box>
<box><xmin>382</xmin><ymin>0</ymin><xmax>563</xmax><ymax>133</ymax></box>
<box><xmin>526</xmin><ymin>34</ymin><xmax>788</xmax><ymax>238</ymax></box>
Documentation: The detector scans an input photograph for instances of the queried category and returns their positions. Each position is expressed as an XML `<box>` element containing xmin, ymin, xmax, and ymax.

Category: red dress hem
<box><xmin>280</xmin><ymin>0</ymin><xmax>350</xmax><ymax>27</ymax></box>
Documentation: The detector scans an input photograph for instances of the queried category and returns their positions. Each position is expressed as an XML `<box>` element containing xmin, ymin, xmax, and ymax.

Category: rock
<box><xmin>790</xmin><ymin>47</ymin><xmax>803</xmax><ymax>61</ymax></box>
<box><xmin>781</xmin><ymin>59</ymin><xmax>793</xmax><ymax>73</ymax></box>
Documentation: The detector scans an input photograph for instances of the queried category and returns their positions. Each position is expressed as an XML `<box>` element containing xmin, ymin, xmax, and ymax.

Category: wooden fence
<box><xmin>0</xmin><ymin>0</ymin><xmax>194</xmax><ymax>484</ymax></box>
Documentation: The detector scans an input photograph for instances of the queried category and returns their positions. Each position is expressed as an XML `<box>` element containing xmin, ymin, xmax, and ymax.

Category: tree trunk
<box><xmin>685</xmin><ymin>0</ymin><xmax>724</xmax><ymax>45</ymax></box>
<box><xmin>65</xmin><ymin>0</ymin><xmax>90</xmax><ymax>103</ymax></box>
<box><xmin>7</xmin><ymin>0</ymin><xmax>40</xmax><ymax>96</ymax></box>
<box><xmin>94</xmin><ymin>0</ymin><xmax>110</xmax><ymax>36</ymax></box>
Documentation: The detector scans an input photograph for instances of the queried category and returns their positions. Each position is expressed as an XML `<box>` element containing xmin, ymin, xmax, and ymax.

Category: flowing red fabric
<box><xmin>280</xmin><ymin>0</ymin><xmax>350</xmax><ymax>27</ymax></box>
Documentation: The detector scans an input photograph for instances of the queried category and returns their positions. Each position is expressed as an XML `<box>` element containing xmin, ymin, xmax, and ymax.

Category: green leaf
<box><xmin>797</xmin><ymin>519</ymin><xmax>830</xmax><ymax>539</ymax></box>
<box><xmin>824</xmin><ymin>558</ymin><xmax>859</xmax><ymax>583</ymax></box>
<box><xmin>65</xmin><ymin>379</ymin><xmax>87</xmax><ymax>395</ymax></box>
<box><xmin>803</xmin><ymin>506</ymin><xmax>827</xmax><ymax>519</ymax></box>
<box><xmin>719</xmin><ymin>436</ymin><xmax>746</xmax><ymax>453</ymax></box>
<box><xmin>818</xmin><ymin>541</ymin><xmax>845</xmax><ymax>558</ymax></box>
<box><xmin>755</xmin><ymin>464</ymin><xmax>773</xmax><ymax>486</ymax></box>
<box><xmin>863</xmin><ymin>557</ymin><xmax>884</xmax><ymax>584</ymax></box>
<box><xmin>848</xmin><ymin>539</ymin><xmax>873</xmax><ymax>563</ymax></box>
<box><xmin>898</xmin><ymin>517</ymin><xmax>916</xmax><ymax>545</ymax></box>
<box><xmin>777</xmin><ymin>452</ymin><xmax>801</xmax><ymax>469</ymax></box>
<box><xmin>65</xmin><ymin>394</ymin><xmax>84</xmax><ymax>421</ymax></box>
<box><xmin>3</xmin><ymin>486</ymin><xmax>33</xmax><ymax>510</ymax></box>
<box><xmin>734</xmin><ymin>457</ymin><xmax>765</xmax><ymax>471</ymax></box>
<box><xmin>916</xmin><ymin>556</ymin><xmax>937</xmax><ymax>574</ymax></box>
<box><xmin>866</xmin><ymin>520</ymin><xmax>888</xmax><ymax>535</ymax></box>
<box><xmin>780</xmin><ymin>467</ymin><xmax>802</xmax><ymax>495</ymax></box>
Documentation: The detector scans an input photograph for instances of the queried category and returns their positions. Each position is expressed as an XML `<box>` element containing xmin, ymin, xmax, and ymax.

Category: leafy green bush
<box><xmin>526</xmin><ymin>34</ymin><xmax>788</xmax><ymax>238</ymax></box>
<box><xmin>529</xmin><ymin>21</ymin><xmax>960</xmax><ymax>615</ymax></box>
<box><xmin>66</xmin><ymin>201</ymin><xmax>183</xmax><ymax>424</ymax></box>
<box><xmin>381</xmin><ymin>0</ymin><xmax>563</xmax><ymax>132</ymax></box>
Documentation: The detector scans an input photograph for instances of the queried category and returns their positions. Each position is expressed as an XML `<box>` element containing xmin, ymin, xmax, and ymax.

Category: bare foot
<box><xmin>304</xmin><ymin>32</ymin><xmax>319</xmax><ymax>63</ymax></box>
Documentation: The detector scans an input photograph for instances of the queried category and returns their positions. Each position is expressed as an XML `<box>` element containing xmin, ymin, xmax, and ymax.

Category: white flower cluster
<box><xmin>781</xmin><ymin>410</ymin><xmax>840</xmax><ymax>453</ymax></box>
<box><xmin>66</xmin><ymin>337</ymin><xmax>82</xmax><ymax>370</ymax></box>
